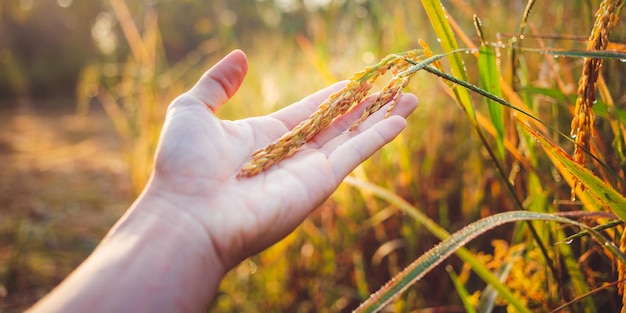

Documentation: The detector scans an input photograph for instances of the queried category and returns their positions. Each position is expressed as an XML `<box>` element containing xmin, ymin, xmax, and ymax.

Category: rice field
<box><xmin>2</xmin><ymin>0</ymin><xmax>626</xmax><ymax>312</ymax></box>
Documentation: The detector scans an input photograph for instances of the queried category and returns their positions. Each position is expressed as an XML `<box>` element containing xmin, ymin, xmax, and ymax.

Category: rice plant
<box><xmin>351</xmin><ymin>0</ymin><xmax>626</xmax><ymax>311</ymax></box>
<box><xmin>234</xmin><ymin>0</ymin><xmax>626</xmax><ymax>311</ymax></box>
<box><xmin>85</xmin><ymin>0</ymin><xmax>626</xmax><ymax>312</ymax></box>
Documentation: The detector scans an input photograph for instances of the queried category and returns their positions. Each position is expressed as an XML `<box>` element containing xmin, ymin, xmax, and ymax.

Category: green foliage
<box><xmin>477</xmin><ymin>39</ymin><xmax>505</xmax><ymax>160</ymax></box>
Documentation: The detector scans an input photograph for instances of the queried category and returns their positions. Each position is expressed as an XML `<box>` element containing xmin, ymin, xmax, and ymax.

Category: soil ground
<box><xmin>0</xmin><ymin>100</ymin><xmax>131</xmax><ymax>312</ymax></box>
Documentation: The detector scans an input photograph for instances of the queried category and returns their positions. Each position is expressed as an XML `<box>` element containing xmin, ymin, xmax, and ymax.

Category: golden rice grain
<box><xmin>238</xmin><ymin>50</ymin><xmax>422</xmax><ymax>177</ymax></box>
<box><xmin>570</xmin><ymin>0</ymin><xmax>624</xmax><ymax>198</ymax></box>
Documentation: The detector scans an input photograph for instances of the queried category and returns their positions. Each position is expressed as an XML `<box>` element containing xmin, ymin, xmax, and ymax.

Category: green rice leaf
<box><xmin>478</xmin><ymin>44</ymin><xmax>505</xmax><ymax>159</ymax></box>
<box><xmin>520</xmin><ymin>47</ymin><xmax>626</xmax><ymax>60</ymax></box>
<box><xmin>420</xmin><ymin>0</ymin><xmax>476</xmax><ymax>120</ymax></box>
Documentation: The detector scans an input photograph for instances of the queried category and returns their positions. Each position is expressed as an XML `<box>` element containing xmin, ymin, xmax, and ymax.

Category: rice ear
<box><xmin>570</xmin><ymin>0</ymin><xmax>624</xmax><ymax>196</ymax></box>
<box><xmin>238</xmin><ymin>50</ymin><xmax>423</xmax><ymax>178</ymax></box>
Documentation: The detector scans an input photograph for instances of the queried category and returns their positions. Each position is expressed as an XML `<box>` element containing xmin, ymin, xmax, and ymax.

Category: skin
<box><xmin>28</xmin><ymin>49</ymin><xmax>418</xmax><ymax>312</ymax></box>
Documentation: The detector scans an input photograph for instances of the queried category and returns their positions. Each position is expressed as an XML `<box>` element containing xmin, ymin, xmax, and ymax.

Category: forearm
<box><xmin>28</xmin><ymin>190</ymin><xmax>225</xmax><ymax>313</ymax></box>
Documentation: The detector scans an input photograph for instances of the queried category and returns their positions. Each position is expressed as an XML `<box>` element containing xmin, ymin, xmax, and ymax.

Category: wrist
<box><xmin>103</xmin><ymin>186</ymin><xmax>227</xmax><ymax>310</ymax></box>
<box><xmin>30</xmin><ymin>186</ymin><xmax>227</xmax><ymax>313</ymax></box>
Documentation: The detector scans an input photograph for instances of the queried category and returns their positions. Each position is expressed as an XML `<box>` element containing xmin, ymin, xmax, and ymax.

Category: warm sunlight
<box><xmin>1</xmin><ymin>1</ymin><xmax>625</xmax><ymax>312</ymax></box>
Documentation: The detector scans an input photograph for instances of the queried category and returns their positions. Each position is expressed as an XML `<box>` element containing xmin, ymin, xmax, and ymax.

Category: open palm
<box><xmin>146</xmin><ymin>50</ymin><xmax>418</xmax><ymax>270</ymax></box>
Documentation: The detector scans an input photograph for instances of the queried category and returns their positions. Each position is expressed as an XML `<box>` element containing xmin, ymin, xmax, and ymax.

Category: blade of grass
<box><xmin>475</xmin><ymin>15</ymin><xmax>505</xmax><ymax>160</ymax></box>
<box><xmin>519</xmin><ymin>47</ymin><xmax>626</xmax><ymax>59</ymax></box>
<box><xmin>446</xmin><ymin>265</ymin><xmax>477</xmax><ymax>313</ymax></box>
<box><xmin>420</xmin><ymin>0</ymin><xmax>475</xmax><ymax>119</ymax></box>
<box><xmin>344</xmin><ymin>177</ymin><xmax>531</xmax><ymax>313</ymax></box>
<box><xmin>559</xmin><ymin>219</ymin><xmax>624</xmax><ymax>244</ymax></box>
<box><xmin>353</xmin><ymin>210</ymin><xmax>624</xmax><ymax>313</ymax></box>
<box><xmin>397</xmin><ymin>48</ymin><xmax>469</xmax><ymax>77</ymax></box>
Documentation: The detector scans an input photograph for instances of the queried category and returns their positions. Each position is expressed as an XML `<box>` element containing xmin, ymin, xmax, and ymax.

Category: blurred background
<box><xmin>1</xmin><ymin>0</ymin><xmax>625</xmax><ymax>312</ymax></box>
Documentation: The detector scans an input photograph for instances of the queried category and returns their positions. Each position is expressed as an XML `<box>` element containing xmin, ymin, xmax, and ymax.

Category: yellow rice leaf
<box><xmin>518</xmin><ymin>120</ymin><xmax>626</xmax><ymax>221</ymax></box>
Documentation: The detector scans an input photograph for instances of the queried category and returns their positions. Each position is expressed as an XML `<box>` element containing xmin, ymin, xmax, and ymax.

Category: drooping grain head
<box><xmin>570</xmin><ymin>2</ymin><xmax>626</xmax><ymax>306</ymax></box>
<box><xmin>570</xmin><ymin>0</ymin><xmax>624</xmax><ymax>197</ymax></box>
<box><xmin>349</xmin><ymin>75</ymin><xmax>412</xmax><ymax>131</ymax></box>
<box><xmin>238</xmin><ymin>50</ymin><xmax>423</xmax><ymax>178</ymax></box>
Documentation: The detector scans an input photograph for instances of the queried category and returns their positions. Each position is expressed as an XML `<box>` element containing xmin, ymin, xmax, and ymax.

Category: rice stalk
<box><xmin>569</xmin><ymin>3</ymin><xmax>625</xmax><ymax>304</ymax></box>
<box><xmin>238</xmin><ymin>50</ymin><xmax>423</xmax><ymax>177</ymax></box>
<box><xmin>348</xmin><ymin>48</ymin><xmax>460</xmax><ymax>130</ymax></box>
<box><xmin>570</xmin><ymin>0</ymin><xmax>624</xmax><ymax>194</ymax></box>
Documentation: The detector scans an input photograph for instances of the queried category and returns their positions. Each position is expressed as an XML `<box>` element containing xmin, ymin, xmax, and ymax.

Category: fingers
<box><xmin>311</xmin><ymin>93</ymin><xmax>418</xmax><ymax>149</ymax></box>
<box><xmin>268</xmin><ymin>81</ymin><xmax>348</xmax><ymax>130</ymax></box>
<box><xmin>319</xmin><ymin>93</ymin><xmax>418</xmax><ymax>179</ymax></box>
<box><xmin>328</xmin><ymin>115</ymin><xmax>408</xmax><ymax>179</ymax></box>
<box><xmin>175</xmin><ymin>49</ymin><xmax>249</xmax><ymax>113</ymax></box>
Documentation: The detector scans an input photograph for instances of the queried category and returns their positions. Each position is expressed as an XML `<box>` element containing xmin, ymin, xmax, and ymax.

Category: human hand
<box><xmin>142</xmin><ymin>49</ymin><xmax>418</xmax><ymax>271</ymax></box>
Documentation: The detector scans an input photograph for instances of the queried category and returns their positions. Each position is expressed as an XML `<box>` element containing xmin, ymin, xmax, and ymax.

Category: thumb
<box><xmin>186</xmin><ymin>49</ymin><xmax>249</xmax><ymax>113</ymax></box>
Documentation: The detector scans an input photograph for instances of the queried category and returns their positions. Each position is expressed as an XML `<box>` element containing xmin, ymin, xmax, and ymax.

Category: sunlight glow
<box><xmin>275</xmin><ymin>0</ymin><xmax>298</xmax><ymax>12</ymax></box>
<box><xmin>304</xmin><ymin>0</ymin><xmax>331</xmax><ymax>11</ymax></box>
<box><xmin>57</xmin><ymin>0</ymin><xmax>73</xmax><ymax>8</ymax></box>
<box><xmin>91</xmin><ymin>12</ymin><xmax>118</xmax><ymax>55</ymax></box>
